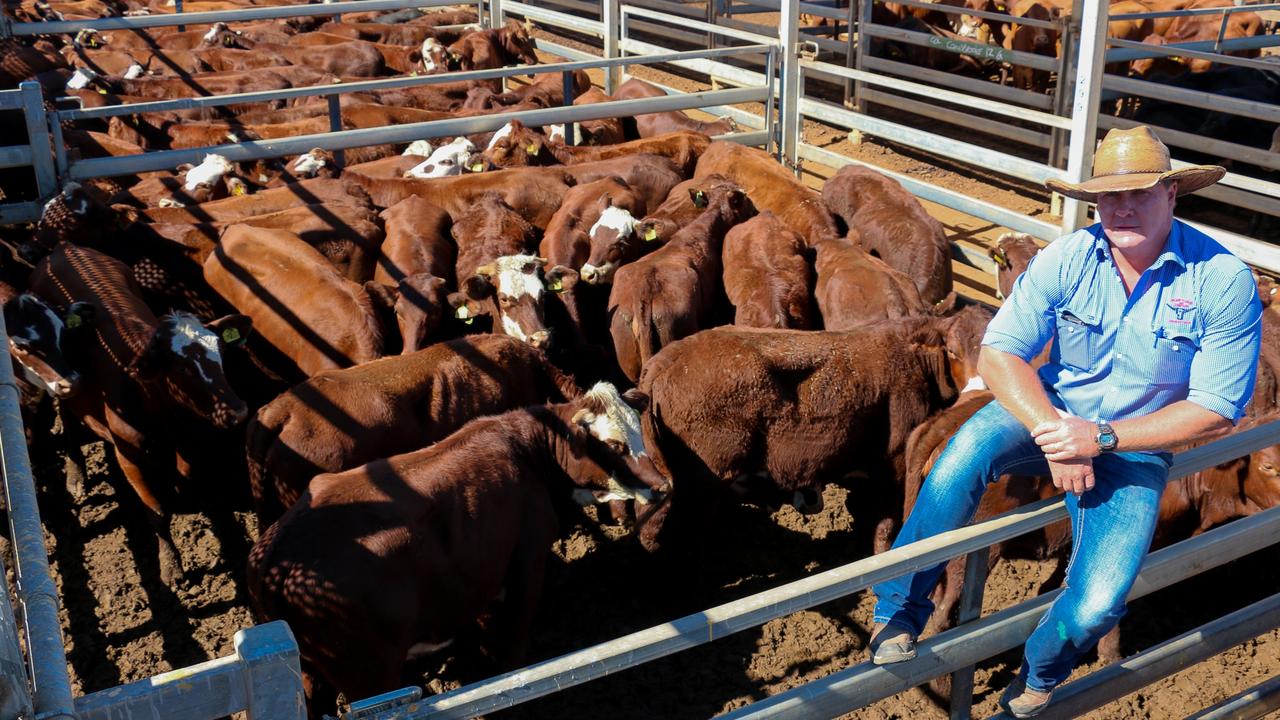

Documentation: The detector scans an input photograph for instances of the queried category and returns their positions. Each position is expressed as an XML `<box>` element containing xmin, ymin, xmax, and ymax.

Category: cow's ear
<box><xmin>988</xmin><ymin>247</ymin><xmax>1011</xmax><ymax>269</ymax></box>
<box><xmin>206</xmin><ymin>313</ymin><xmax>252</xmax><ymax>347</ymax></box>
<box><xmin>462</xmin><ymin>273</ymin><xmax>494</xmax><ymax>300</ymax></box>
<box><xmin>622</xmin><ymin>388</ymin><xmax>649</xmax><ymax>413</ymax></box>
<box><xmin>932</xmin><ymin>291</ymin><xmax>958</xmax><ymax>317</ymax></box>
<box><xmin>689</xmin><ymin>188</ymin><xmax>708</xmax><ymax>208</ymax></box>
<box><xmin>64</xmin><ymin>301</ymin><xmax>95</xmax><ymax>330</ymax></box>
<box><xmin>362</xmin><ymin>280</ymin><xmax>399</xmax><ymax>313</ymax></box>
<box><xmin>447</xmin><ymin>291</ymin><xmax>481</xmax><ymax>323</ymax></box>
<box><xmin>544</xmin><ymin>265</ymin><xmax>577</xmax><ymax>293</ymax></box>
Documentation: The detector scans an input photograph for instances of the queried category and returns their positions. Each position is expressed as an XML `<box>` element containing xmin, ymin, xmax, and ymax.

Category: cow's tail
<box><xmin>635</xmin><ymin>295</ymin><xmax>663</xmax><ymax>373</ymax></box>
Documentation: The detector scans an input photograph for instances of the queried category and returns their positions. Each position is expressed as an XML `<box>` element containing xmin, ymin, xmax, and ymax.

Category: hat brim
<box><xmin>1046</xmin><ymin>165</ymin><xmax>1225</xmax><ymax>202</ymax></box>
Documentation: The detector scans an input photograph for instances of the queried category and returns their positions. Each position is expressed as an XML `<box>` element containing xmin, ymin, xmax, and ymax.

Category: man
<box><xmin>868</xmin><ymin>126</ymin><xmax>1262</xmax><ymax>717</ymax></box>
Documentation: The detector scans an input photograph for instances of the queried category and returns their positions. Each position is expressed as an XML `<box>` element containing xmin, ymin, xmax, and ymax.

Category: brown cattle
<box><xmin>480</xmin><ymin>68</ymin><xmax>590</xmax><ymax>109</ymax></box>
<box><xmin>484</xmin><ymin>126</ymin><xmax>710</xmax><ymax>177</ymax></box>
<box><xmin>565</xmin><ymin>87</ymin><xmax>627</xmax><ymax>146</ymax></box>
<box><xmin>636</xmin><ymin>313</ymin><xmax>985</xmax><ymax>552</ymax></box>
<box><xmin>562</xmin><ymin>154</ymin><xmax>683</xmax><ymax>221</ymax></box>
<box><xmin>541</xmin><ymin>176</ymin><xmax>645</xmax><ymax>275</ymax></box>
<box><xmin>127</xmin><ymin>178</ymin><xmax>373</xmax><ymax>224</ymax></box>
<box><xmin>445</xmin><ymin>19</ymin><xmax>539</xmax><ymax>72</ymax></box>
<box><xmin>345</xmin><ymin>165</ymin><xmax>577</xmax><ymax>227</ymax></box>
<box><xmin>30</xmin><ymin>243</ymin><xmax>251</xmax><ymax>584</ymax></box>
<box><xmin>246</xmin><ymin>384</ymin><xmax>666</xmax><ymax>714</ymax></box>
<box><xmin>633</xmin><ymin>174</ymin><xmax>739</xmax><ymax>246</ymax></box>
<box><xmin>988</xmin><ymin>231</ymin><xmax>1042</xmax><ymax>300</ymax></box>
<box><xmin>449</xmin><ymin>194</ymin><xmax>552</xmax><ymax>346</ymax></box>
<box><xmin>0</xmin><ymin>38</ymin><xmax>68</xmax><ymax>87</ymax></box>
<box><xmin>246</xmin><ymin>333</ymin><xmax>579</xmax><ymax>524</ymax></box>
<box><xmin>203</xmin><ymin>225</ymin><xmax>388</xmax><ymax>378</ymax></box>
<box><xmin>610</xmin><ymin>78</ymin><xmax>737</xmax><ymax>139</ymax></box>
<box><xmin>822</xmin><ymin>164</ymin><xmax>953</xmax><ymax>304</ymax></box>
<box><xmin>695</xmin><ymin>142</ymin><xmax>842</xmax><ymax>245</ymax></box>
<box><xmin>91</xmin><ymin>68</ymin><xmax>296</xmax><ymax>99</ymax></box>
<box><xmin>1139</xmin><ymin>0</ymin><xmax>1262</xmax><ymax>73</ymax></box>
<box><xmin>1001</xmin><ymin>0</ymin><xmax>1068</xmax><ymax>91</ymax></box>
<box><xmin>375</xmin><ymin>195</ymin><xmax>455</xmax><ymax>287</ymax></box>
<box><xmin>811</xmin><ymin>236</ymin><xmax>930</xmax><ymax>329</ymax></box>
<box><xmin>608</xmin><ymin>183</ymin><xmax>756</xmax><ymax>382</ymax></box>
<box><xmin>722</xmin><ymin>211</ymin><xmax>813</xmax><ymax>329</ymax></box>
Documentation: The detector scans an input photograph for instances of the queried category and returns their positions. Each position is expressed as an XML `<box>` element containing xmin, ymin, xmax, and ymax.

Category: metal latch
<box><xmin>797</xmin><ymin>40</ymin><xmax>819</xmax><ymax>61</ymax></box>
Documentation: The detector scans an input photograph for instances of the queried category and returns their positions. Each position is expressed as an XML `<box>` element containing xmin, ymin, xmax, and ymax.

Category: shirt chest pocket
<box><xmin>1055</xmin><ymin>308</ymin><xmax>1099</xmax><ymax>371</ymax></box>
<box><xmin>1152</xmin><ymin>327</ymin><xmax>1200</xmax><ymax>386</ymax></box>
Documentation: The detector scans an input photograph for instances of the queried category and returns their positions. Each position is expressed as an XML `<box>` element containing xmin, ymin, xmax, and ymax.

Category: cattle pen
<box><xmin>2</xmin><ymin>0</ymin><xmax>1280</xmax><ymax>716</ymax></box>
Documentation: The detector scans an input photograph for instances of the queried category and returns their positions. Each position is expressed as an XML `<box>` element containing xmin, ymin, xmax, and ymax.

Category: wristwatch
<box><xmin>1096</xmin><ymin>422</ymin><xmax>1119</xmax><ymax>453</ymax></box>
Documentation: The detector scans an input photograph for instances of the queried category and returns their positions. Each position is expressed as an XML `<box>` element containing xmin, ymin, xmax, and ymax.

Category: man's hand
<box><xmin>1047</xmin><ymin>457</ymin><xmax>1095</xmax><ymax>495</ymax></box>
<box><xmin>1032</xmin><ymin>414</ymin><xmax>1100</xmax><ymax>462</ymax></box>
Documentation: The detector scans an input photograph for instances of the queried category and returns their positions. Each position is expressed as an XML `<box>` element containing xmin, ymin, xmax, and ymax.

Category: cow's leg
<box><xmin>105</xmin><ymin>412</ymin><xmax>183</xmax><ymax>585</ymax></box>
<box><xmin>492</xmin><ymin>521</ymin><xmax>555</xmax><ymax>669</ymax></box>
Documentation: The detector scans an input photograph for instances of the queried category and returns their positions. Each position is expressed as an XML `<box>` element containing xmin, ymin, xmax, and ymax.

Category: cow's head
<box><xmin>402</xmin><ymin>139</ymin><xmax>434</xmax><ymax>158</ymax></box>
<box><xmin>482</xmin><ymin>120</ymin><xmax>555</xmax><ymax>168</ymax></box>
<box><xmin>136</xmin><ymin>312</ymin><xmax>252</xmax><ymax>429</ymax></box>
<box><xmin>500</xmin><ymin>19</ymin><xmax>540</xmax><ymax>66</ymax></box>
<box><xmin>564</xmin><ymin>382</ymin><xmax>671</xmax><ymax>514</ymax></box>
<box><xmin>989</xmin><ymin>231</ymin><xmax>1040</xmax><ymax>300</ymax></box>
<box><xmin>3</xmin><ymin>294</ymin><xmax>91</xmax><ymax>398</ymax></box>
<box><xmin>290</xmin><ymin>148</ymin><xmax>333</xmax><ymax>178</ymax></box>
<box><xmin>390</xmin><ymin>273</ymin><xmax>449</xmax><ymax>354</ymax></box>
<box><xmin>72</xmin><ymin>29</ymin><xmax>104</xmax><ymax>49</ymax></box>
<box><xmin>421</xmin><ymin>37</ymin><xmax>460</xmax><ymax>73</ymax></box>
<box><xmin>183</xmin><ymin>153</ymin><xmax>236</xmax><ymax>192</ymax></box>
<box><xmin>455</xmin><ymin>254</ymin><xmax>552</xmax><ymax>348</ymax></box>
<box><xmin>938</xmin><ymin>303</ymin><xmax>995</xmax><ymax>395</ymax></box>
<box><xmin>581</xmin><ymin>205</ymin><xmax>639</xmax><ymax>285</ymax></box>
<box><xmin>25</xmin><ymin>183</ymin><xmax>113</xmax><ymax>262</ymax></box>
<box><xmin>198</xmin><ymin>22</ymin><xmax>244</xmax><ymax>50</ymax></box>
<box><xmin>404</xmin><ymin>137</ymin><xmax>477</xmax><ymax>178</ymax></box>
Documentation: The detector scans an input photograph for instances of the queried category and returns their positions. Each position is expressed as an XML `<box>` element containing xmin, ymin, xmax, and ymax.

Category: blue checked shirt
<box><xmin>983</xmin><ymin>220</ymin><xmax>1262</xmax><ymax>425</ymax></box>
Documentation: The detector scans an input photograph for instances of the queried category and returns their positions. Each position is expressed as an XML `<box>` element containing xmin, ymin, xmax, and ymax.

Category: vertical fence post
<box><xmin>326</xmin><ymin>94</ymin><xmax>344</xmax><ymax>170</ymax></box>
<box><xmin>561</xmin><ymin>70</ymin><xmax>575</xmax><ymax>146</ymax></box>
<box><xmin>1059</xmin><ymin>0</ymin><xmax>1108</xmax><ymax>234</ymax></box>
<box><xmin>852</xmin><ymin>0</ymin><xmax>870</xmax><ymax>111</ymax></box>
<box><xmin>0</xmin><ymin>547</ymin><xmax>33</xmax><ymax>720</ymax></box>
<box><xmin>237</xmin><ymin>621</ymin><xmax>307</xmax><ymax>720</ymax></box>
<box><xmin>766</xmin><ymin>45</ymin><xmax>778</xmax><ymax>158</ymax></box>
<box><xmin>19</xmin><ymin>82</ymin><xmax>57</xmax><ymax>204</ymax></box>
<box><xmin>491</xmin><ymin>0</ymin><xmax>504</xmax><ymax>28</ymax></box>
<box><xmin>779</xmin><ymin>0</ymin><xmax>801</xmax><ymax>174</ymax></box>
<box><xmin>176</xmin><ymin>0</ymin><xmax>185</xmax><ymax>32</ymax></box>
<box><xmin>948</xmin><ymin>549</ymin><xmax>992</xmax><ymax>720</ymax></box>
<box><xmin>603</xmin><ymin>0</ymin><xmax>620</xmax><ymax>94</ymax></box>
<box><xmin>843</xmin><ymin>0</ymin><xmax>857</xmax><ymax>106</ymax></box>
<box><xmin>0</xmin><ymin>310</ymin><xmax>76</xmax><ymax>720</ymax></box>
<box><xmin>1048</xmin><ymin>7</ymin><xmax>1077</xmax><ymax>172</ymax></box>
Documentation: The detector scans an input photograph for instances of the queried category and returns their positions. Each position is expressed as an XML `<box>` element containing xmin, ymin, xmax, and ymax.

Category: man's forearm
<box><xmin>1109</xmin><ymin>401</ymin><xmax>1233</xmax><ymax>452</ymax></box>
<box><xmin>978</xmin><ymin>346</ymin><xmax>1060</xmax><ymax>433</ymax></box>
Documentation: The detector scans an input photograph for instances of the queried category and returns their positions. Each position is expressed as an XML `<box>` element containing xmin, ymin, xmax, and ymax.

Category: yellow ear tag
<box><xmin>549</xmin><ymin>278</ymin><xmax>563</xmax><ymax>292</ymax></box>
<box><xmin>644</xmin><ymin>228</ymin><xmax>658</xmax><ymax>241</ymax></box>
<box><xmin>97</xmin><ymin>88</ymin><xmax>107</xmax><ymax>94</ymax></box>
<box><xmin>470</xmin><ymin>162</ymin><xmax>483</xmax><ymax>172</ymax></box>
<box><xmin>231</xmin><ymin>183</ymin><xmax>246</xmax><ymax>196</ymax></box>
<box><xmin>460</xmin><ymin>316</ymin><xmax>474</xmax><ymax>325</ymax></box>
<box><xmin>221</xmin><ymin>327</ymin><xmax>241</xmax><ymax>343</ymax></box>
<box><xmin>455</xmin><ymin>305</ymin><xmax>470</xmax><ymax>319</ymax></box>
<box><xmin>66</xmin><ymin>313</ymin><xmax>82</xmax><ymax>329</ymax></box>
<box><xmin>526</xmin><ymin>143</ymin><xmax>538</xmax><ymax>155</ymax></box>
<box><xmin>992</xmin><ymin>249</ymin><xmax>1006</xmax><ymax>265</ymax></box>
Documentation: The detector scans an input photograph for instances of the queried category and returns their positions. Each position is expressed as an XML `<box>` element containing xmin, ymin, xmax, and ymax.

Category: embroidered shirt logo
<box><xmin>1167</xmin><ymin>297</ymin><xmax>1195</xmax><ymax>323</ymax></box>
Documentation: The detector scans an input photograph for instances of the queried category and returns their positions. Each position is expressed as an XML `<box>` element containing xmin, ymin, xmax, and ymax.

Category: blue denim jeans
<box><xmin>872</xmin><ymin>400</ymin><xmax>1170</xmax><ymax>692</ymax></box>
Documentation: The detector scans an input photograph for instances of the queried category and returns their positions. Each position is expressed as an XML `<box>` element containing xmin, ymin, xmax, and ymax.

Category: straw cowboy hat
<box><xmin>1046</xmin><ymin>126</ymin><xmax>1225</xmax><ymax>202</ymax></box>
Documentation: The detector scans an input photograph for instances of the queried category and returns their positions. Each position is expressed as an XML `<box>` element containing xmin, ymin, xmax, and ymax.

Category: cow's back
<box><xmin>694</xmin><ymin>142</ymin><xmax>840</xmax><ymax>245</ymax></box>
<box><xmin>205</xmin><ymin>225</ymin><xmax>383</xmax><ymax>377</ymax></box>
<box><xmin>246</xmin><ymin>334</ymin><xmax>577</xmax><ymax>522</ymax></box>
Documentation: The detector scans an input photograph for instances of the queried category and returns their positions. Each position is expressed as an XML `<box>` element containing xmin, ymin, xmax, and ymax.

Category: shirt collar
<box><xmin>1088</xmin><ymin>220</ymin><xmax>1187</xmax><ymax>270</ymax></box>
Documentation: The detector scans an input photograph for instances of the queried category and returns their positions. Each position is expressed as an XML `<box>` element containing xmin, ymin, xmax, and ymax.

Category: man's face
<box><xmin>1096</xmin><ymin>181</ymin><xmax>1177</xmax><ymax>252</ymax></box>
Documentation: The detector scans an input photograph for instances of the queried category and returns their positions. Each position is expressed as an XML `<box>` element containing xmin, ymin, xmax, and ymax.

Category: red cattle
<box><xmin>448</xmin><ymin>193</ymin><xmax>551</xmax><ymax>346</ymax></box>
<box><xmin>694</xmin><ymin>141</ymin><xmax>842</xmax><ymax>245</ymax></box>
<box><xmin>988</xmin><ymin>231</ymin><xmax>1041</xmax><ymax>300</ymax></box>
<box><xmin>635</xmin><ymin>313</ymin><xmax>988</xmax><ymax>553</ymax></box>
<box><xmin>811</xmin><ymin>236</ymin><xmax>930</xmax><ymax>329</ymax></box>
<box><xmin>721</xmin><ymin>211</ymin><xmax>813</xmax><ymax>329</ymax></box>
<box><xmin>30</xmin><ymin>243</ymin><xmax>251</xmax><ymax>584</ymax></box>
<box><xmin>203</xmin><ymin>225</ymin><xmax>390</xmax><ymax>378</ymax></box>
<box><xmin>608</xmin><ymin>183</ymin><xmax>756</xmax><ymax>382</ymax></box>
<box><xmin>343</xmin><ymin>165</ymin><xmax>577</xmax><ymax>227</ymax></box>
<box><xmin>246</xmin><ymin>383</ymin><xmax>667</xmax><ymax>715</ymax></box>
<box><xmin>246</xmin><ymin>333</ymin><xmax>580</xmax><ymax>525</ymax></box>
<box><xmin>822</xmin><ymin>164</ymin><xmax>953</xmax><ymax>305</ymax></box>
<box><xmin>444</xmin><ymin>19</ymin><xmax>539</xmax><ymax>72</ymax></box>
<box><xmin>540</xmin><ymin>176</ymin><xmax>645</xmax><ymax>275</ymax></box>
<box><xmin>610</xmin><ymin>77</ymin><xmax>737</xmax><ymax>139</ymax></box>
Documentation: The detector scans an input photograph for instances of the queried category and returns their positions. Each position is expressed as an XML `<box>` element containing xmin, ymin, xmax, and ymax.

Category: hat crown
<box><xmin>1092</xmin><ymin>126</ymin><xmax>1173</xmax><ymax>178</ymax></box>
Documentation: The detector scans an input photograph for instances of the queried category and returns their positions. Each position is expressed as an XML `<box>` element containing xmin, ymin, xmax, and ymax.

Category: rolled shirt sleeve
<box><xmin>1186</xmin><ymin>267</ymin><xmax>1262</xmax><ymax>423</ymax></box>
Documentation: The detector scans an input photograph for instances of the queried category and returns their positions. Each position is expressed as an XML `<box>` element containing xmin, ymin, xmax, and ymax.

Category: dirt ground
<box><xmin>4</xmin><ymin>11</ymin><xmax>1280</xmax><ymax>720</ymax></box>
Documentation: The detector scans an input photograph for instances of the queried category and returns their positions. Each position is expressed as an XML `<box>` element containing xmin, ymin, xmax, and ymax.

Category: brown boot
<box><xmin>1000</xmin><ymin>677</ymin><xmax>1053</xmax><ymax>718</ymax></box>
